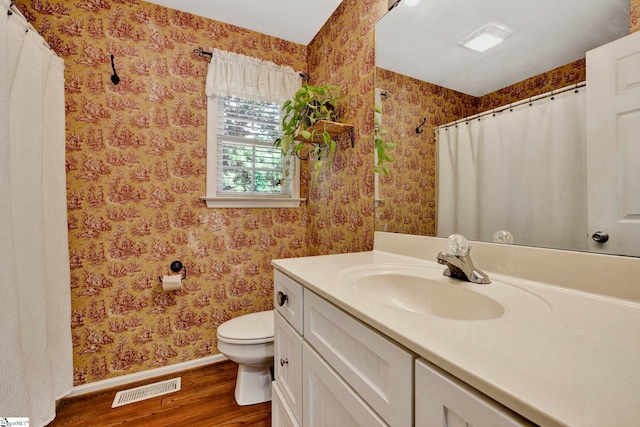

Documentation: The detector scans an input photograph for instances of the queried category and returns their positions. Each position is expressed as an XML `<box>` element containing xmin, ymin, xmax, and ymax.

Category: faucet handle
<box><xmin>447</xmin><ymin>234</ymin><xmax>469</xmax><ymax>256</ymax></box>
<box><xmin>492</xmin><ymin>230</ymin><xmax>514</xmax><ymax>244</ymax></box>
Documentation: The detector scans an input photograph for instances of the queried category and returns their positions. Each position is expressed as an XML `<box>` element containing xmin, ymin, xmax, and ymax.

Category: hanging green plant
<box><xmin>274</xmin><ymin>83</ymin><xmax>343</xmax><ymax>179</ymax></box>
<box><xmin>374</xmin><ymin>104</ymin><xmax>396</xmax><ymax>175</ymax></box>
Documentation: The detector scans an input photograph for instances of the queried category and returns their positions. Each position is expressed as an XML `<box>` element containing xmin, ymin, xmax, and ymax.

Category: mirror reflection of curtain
<box><xmin>437</xmin><ymin>88</ymin><xmax>588</xmax><ymax>251</ymax></box>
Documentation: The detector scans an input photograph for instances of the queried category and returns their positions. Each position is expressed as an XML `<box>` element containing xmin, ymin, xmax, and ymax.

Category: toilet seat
<box><xmin>217</xmin><ymin>310</ymin><xmax>274</xmax><ymax>345</ymax></box>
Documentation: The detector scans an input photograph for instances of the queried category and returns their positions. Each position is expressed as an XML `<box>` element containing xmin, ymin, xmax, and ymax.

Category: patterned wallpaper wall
<box><xmin>633</xmin><ymin>0</ymin><xmax>640</xmax><ymax>33</ymax></box>
<box><xmin>14</xmin><ymin>0</ymin><xmax>310</xmax><ymax>386</ymax></box>
<box><xmin>375</xmin><ymin>59</ymin><xmax>586</xmax><ymax>236</ymax></box>
<box><xmin>306</xmin><ymin>0</ymin><xmax>388</xmax><ymax>255</ymax></box>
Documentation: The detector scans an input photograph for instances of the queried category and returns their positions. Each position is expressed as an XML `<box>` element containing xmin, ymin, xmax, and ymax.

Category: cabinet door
<box><xmin>302</xmin><ymin>343</ymin><xmax>388</xmax><ymax>427</ymax></box>
<box><xmin>272</xmin><ymin>381</ymin><xmax>301</xmax><ymax>427</ymax></box>
<box><xmin>274</xmin><ymin>311</ymin><xmax>303</xmax><ymax>424</ymax></box>
<box><xmin>304</xmin><ymin>291</ymin><xmax>414</xmax><ymax>427</ymax></box>
<box><xmin>416</xmin><ymin>359</ymin><xmax>535</xmax><ymax>427</ymax></box>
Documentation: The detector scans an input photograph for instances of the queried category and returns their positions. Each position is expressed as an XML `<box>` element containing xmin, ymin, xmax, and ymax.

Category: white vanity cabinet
<box><xmin>415</xmin><ymin>359</ymin><xmax>536</xmax><ymax>427</ymax></box>
<box><xmin>273</xmin><ymin>270</ymin><xmax>415</xmax><ymax>427</ymax></box>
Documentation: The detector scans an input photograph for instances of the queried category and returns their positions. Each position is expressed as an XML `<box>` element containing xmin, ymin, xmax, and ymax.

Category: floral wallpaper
<box><xmin>375</xmin><ymin>59</ymin><xmax>586</xmax><ymax>236</ymax></box>
<box><xmin>632</xmin><ymin>0</ymin><xmax>640</xmax><ymax>33</ymax></box>
<box><xmin>14</xmin><ymin>0</ymin><xmax>310</xmax><ymax>386</ymax></box>
<box><xmin>306</xmin><ymin>0</ymin><xmax>388</xmax><ymax>255</ymax></box>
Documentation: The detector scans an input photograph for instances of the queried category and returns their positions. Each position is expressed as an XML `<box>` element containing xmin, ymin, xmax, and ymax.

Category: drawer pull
<box><xmin>276</xmin><ymin>291</ymin><xmax>288</xmax><ymax>306</ymax></box>
<box><xmin>280</xmin><ymin>358</ymin><xmax>289</xmax><ymax>366</ymax></box>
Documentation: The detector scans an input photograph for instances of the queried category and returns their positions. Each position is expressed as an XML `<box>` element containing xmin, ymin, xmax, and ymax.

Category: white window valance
<box><xmin>205</xmin><ymin>48</ymin><xmax>301</xmax><ymax>104</ymax></box>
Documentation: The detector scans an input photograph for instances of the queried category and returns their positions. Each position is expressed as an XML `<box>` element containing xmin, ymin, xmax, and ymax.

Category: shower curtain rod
<box><xmin>436</xmin><ymin>81</ymin><xmax>586</xmax><ymax>130</ymax></box>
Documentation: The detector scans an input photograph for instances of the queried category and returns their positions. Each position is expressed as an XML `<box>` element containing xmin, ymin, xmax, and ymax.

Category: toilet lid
<box><xmin>217</xmin><ymin>310</ymin><xmax>274</xmax><ymax>342</ymax></box>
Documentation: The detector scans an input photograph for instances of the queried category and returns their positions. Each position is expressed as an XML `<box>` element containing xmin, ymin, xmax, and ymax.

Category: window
<box><xmin>203</xmin><ymin>49</ymin><xmax>302</xmax><ymax>208</ymax></box>
<box><xmin>217</xmin><ymin>96</ymin><xmax>286</xmax><ymax>195</ymax></box>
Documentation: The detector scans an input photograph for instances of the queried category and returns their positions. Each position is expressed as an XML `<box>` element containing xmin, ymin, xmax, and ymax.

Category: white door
<box><xmin>586</xmin><ymin>30</ymin><xmax>640</xmax><ymax>256</ymax></box>
<box><xmin>274</xmin><ymin>312</ymin><xmax>303</xmax><ymax>424</ymax></box>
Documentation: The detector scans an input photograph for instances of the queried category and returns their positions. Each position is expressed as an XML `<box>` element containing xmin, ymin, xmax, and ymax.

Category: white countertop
<box><xmin>272</xmin><ymin>248</ymin><xmax>640</xmax><ymax>427</ymax></box>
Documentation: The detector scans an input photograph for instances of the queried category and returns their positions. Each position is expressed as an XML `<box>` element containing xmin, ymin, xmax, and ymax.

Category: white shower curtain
<box><xmin>437</xmin><ymin>88</ymin><xmax>588</xmax><ymax>251</ymax></box>
<box><xmin>1</xmin><ymin>1</ymin><xmax>72</xmax><ymax>425</ymax></box>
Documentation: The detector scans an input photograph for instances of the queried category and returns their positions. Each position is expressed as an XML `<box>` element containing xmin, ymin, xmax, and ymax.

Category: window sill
<box><xmin>201</xmin><ymin>196</ymin><xmax>305</xmax><ymax>208</ymax></box>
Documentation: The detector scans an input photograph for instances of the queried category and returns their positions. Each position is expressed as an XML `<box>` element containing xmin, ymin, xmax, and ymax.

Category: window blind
<box><xmin>216</xmin><ymin>96</ymin><xmax>286</xmax><ymax>195</ymax></box>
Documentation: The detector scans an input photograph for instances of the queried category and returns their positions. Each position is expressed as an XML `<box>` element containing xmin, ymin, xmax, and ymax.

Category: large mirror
<box><xmin>374</xmin><ymin>0</ymin><xmax>636</xmax><ymax>255</ymax></box>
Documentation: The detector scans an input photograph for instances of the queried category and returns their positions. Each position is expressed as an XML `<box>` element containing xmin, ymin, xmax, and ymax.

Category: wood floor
<box><xmin>47</xmin><ymin>361</ymin><xmax>272</xmax><ymax>427</ymax></box>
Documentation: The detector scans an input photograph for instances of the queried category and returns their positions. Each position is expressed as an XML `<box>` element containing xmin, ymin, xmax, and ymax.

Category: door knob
<box><xmin>592</xmin><ymin>231</ymin><xmax>609</xmax><ymax>243</ymax></box>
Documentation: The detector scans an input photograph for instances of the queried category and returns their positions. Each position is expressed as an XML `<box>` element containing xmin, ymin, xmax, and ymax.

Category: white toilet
<box><xmin>216</xmin><ymin>310</ymin><xmax>274</xmax><ymax>406</ymax></box>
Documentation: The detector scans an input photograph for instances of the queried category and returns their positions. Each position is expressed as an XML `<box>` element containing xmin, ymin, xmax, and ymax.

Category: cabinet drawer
<box><xmin>272</xmin><ymin>381</ymin><xmax>301</xmax><ymax>427</ymax></box>
<box><xmin>274</xmin><ymin>270</ymin><xmax>304</xmax><ymax>334</ymax></box>
<box><xmin>304</xmin><ymin>292</ymin><xmax>415</xmax><ymax>427</ymax></box>
<box><xmin>416</xmin><ymin>359</ymin><xmax>536</xmax><ymax>427</ymax></box>
<box><xmin>303</xmin><ymin>342</ymin><xmax>387</xmax><ymax>427</ymax></box>
<box><xmin>274</xmin><ymin>311</ymin><xmax>303</xmax><ymax>424</ymax></box>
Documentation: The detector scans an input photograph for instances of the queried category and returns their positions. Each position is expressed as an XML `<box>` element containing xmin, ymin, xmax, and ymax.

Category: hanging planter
<box><xmin>274</xmin><ymin>83</ymin><xmax>353</xmax><ymax>178</ymax></box>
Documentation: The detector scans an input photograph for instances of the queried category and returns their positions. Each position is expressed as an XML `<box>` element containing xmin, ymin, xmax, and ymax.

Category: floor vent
<box><xmin>111</xmin><ymin>377</ymin><xmax>181</xmax><ymax>408</ymax></box>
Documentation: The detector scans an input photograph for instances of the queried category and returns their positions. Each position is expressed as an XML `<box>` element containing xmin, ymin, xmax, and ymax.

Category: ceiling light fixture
<box><xmin>458</xmin><ymin>23</ymin><xmax>511</xmax><ymax>53</ymax></box>
<box><xmin>404</xmin><ymin>0</ymin><xmax>421</xmax><ymax>6</ymax></box>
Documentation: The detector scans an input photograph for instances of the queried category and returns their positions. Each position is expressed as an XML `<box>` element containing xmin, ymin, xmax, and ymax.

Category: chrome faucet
<box><xmin>437</xmin><ymin>234</ymin><xmax>491</xmax><ymax>284</ymax></box>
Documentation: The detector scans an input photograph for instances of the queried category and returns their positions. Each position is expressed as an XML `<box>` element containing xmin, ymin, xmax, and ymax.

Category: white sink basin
<box><xmin>339</xmin><ymin>264</ymin><xmax>551</xmax><ymax>321</ymax></box>
<box><xmin>354</xmin><ymin>273</ymin><xmax>504</xmax><ymax>320</ymax></box>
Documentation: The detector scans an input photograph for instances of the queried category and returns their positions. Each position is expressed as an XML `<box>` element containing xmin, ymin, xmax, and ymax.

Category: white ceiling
<box><xmin>143</xmin><ymin>0</ymin><xmax>630</xmax><ymax>97</ymax></box>
<box><xmin>142</xmin><ymin>0</ymin><xmax>343</xmax><ymax>45</ymax></box>
<box><xmin>376</xmin><ymin>0</ymin><xmax>630</xmax><ymax>96</ymax></box>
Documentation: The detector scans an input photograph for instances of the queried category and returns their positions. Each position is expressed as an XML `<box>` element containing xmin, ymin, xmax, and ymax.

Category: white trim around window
<box><xmin>203</xmin><ymin>95</ymin><xmax>303</xmax><ymax>208</ymax></box>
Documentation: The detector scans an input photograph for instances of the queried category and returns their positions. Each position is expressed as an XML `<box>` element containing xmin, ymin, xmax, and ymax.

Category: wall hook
<box><xmin>416</xmin><ymin>117</ymin><xmax>426</xmax><ymax>134</ymax></box>
<box><xmin>110</xmin><ymin>55</ymin><xmax>120</xmax><ymax>85</ymax></box>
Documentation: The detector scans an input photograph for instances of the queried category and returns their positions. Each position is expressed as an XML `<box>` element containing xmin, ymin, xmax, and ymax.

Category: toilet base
<box><xmin>234</xmin><ymin>364</ymin><xmax>273</xmax><ymax>406</ymax></box>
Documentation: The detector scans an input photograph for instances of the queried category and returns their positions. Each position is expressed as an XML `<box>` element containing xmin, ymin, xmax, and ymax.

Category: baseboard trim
<box><xmin>67</xmin><ymin>354</ymin><xmax>228</xmax><ymax>398</ymax></box>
